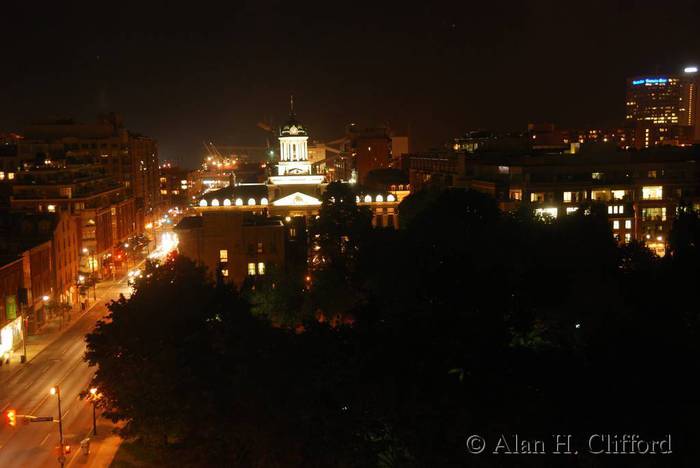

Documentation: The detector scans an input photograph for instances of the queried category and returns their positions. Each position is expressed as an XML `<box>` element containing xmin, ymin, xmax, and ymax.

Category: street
<box><xmin>0</xmin><ymin>277</ymin><xmax>131</xmax><ymax>468</ymax></box>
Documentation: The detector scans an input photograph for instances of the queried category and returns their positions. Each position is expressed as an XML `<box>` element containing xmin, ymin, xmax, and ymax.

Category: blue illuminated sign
<box><xmin>633</xmin><ymin>78</ymin><xmax>668</xmax><ymax>86</ymax></box>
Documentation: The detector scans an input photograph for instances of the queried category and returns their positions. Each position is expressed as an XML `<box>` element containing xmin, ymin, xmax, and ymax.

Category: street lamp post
<box><xmin>50</xmin><ymin>386</ymin><xmax>65</xmax><ymax>467</ymax></box>
<box><xmin>20</xmin><ymin>302</ymin><xmax>27</xmax><ymax>363</ymax></box>
<box><xmin>88</xmin><ymin>387</ymin><xmax>101</xmax><ymax>436</ymax></box>
<box><xmin>83</xmin><ymin>248</ymin><xmax>97</xmax><ymax>300</ymax></box>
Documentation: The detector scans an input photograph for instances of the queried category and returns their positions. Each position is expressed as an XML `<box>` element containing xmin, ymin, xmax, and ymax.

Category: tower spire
<box><xmin>290</xmin><ymin>95</ymin><xmax>294</xmax><ymax>115</ymax></box>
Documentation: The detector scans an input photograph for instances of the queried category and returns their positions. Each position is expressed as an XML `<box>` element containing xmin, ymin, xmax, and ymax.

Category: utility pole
<box><xmin>50</xmin><ymin>386</ymin><xmax>65</xmax><ymax>467</ymax></box>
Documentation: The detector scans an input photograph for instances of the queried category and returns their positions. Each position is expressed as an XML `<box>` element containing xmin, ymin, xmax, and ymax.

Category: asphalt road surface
<box><xmin>0</xmin><ymin>278</ymin><xmax>131</xmax><ymax>468</ymax></box>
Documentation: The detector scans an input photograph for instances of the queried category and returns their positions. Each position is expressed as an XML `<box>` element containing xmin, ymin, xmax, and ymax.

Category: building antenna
<box><xmin>290</xmin><ymin>95</ymin><xmax>294</xmax><ymax>115</ymax></box>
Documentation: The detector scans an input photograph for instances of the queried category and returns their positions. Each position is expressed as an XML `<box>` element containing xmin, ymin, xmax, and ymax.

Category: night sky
<box><xmin>2</xmin><ymin>0</ymin><xmax>699</xmax><ymax>167</ymax></box>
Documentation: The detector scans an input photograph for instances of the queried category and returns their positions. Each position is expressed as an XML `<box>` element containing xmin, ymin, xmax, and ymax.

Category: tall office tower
<box><xmin>626</xmin><ymin>66</ymin><xmax>699</xmax><ymax>148</ymax></box>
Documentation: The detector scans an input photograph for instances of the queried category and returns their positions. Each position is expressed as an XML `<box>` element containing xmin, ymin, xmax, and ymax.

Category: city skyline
<box><xmin>2</xmin><ymin>1</ymin><xmax>700</xmax><ymax>166</ymax></box>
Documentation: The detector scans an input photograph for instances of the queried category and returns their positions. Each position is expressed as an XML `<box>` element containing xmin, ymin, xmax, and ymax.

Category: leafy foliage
<box><xmin>85</xmin><ymin>190</ymin><xmax>700</xmax><ymax>467</ymax></box>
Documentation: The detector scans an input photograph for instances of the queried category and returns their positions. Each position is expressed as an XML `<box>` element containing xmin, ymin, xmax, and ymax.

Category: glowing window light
<box><xmin>387</xmin><ymin>194</ymin><xmax>396</xmax><ymax>202</ymax></box>
<box><xmin>235</xmin><ymin>198</ymin><xmax>243</xmax><ymax>206</ymax></box>
<box><xmin>199</xmin><ymin>199</ymin><xmax>208</xmax><ymax>207</ymax></box>
<box><xmin>211</xmin><ymin>199</ymin><xmax>220</xmax><ymax>207</ymax></box>
<box><xmin>355</xmin><ymin>196</ymin><xmax>360</xmax><ymax>203</ymax></box>
<box><xmin>248</xmin><ymin>198</ymin><xmax>256</xmax><ymax>205</ymax></box>
<box><xmin>376</xmin><ymin>195</ymin><xmax>384</xmax><ymax>202</ymax></box>
<box><xmin>535</xmin><ymin>207</ymin><xmax>558</xmax><ymax>219</ymax></box>
<box><xmin>364</xmin><ymin>195</ymin><xmax>372</xmax><ymax>203</ymax></box>
<box><xmin>223</xmin><ymin>199</ymin><xmax>231</xmax><ymax>206</ymax></box>
<box><xmin>260</xmin><ymin>198</ymin><xmax>269</xmax><ymax>205</ymax></box>
<box><xmin>684</xmin><ymin>66</ymin><xmax>698</xmax><ymax>73</ymax></box>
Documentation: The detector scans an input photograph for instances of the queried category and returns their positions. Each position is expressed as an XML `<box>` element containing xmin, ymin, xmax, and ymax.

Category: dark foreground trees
<box><xmin>86</xmin><ymin>190</ymin><xmax>700</xmax><ymax>467</ymax></box>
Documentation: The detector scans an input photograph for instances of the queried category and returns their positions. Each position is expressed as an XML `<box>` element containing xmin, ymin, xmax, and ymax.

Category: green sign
<box><xmin>5</xmin><ymin>296</ymin><xmax>17</xmax><ymax>321</ymax></box>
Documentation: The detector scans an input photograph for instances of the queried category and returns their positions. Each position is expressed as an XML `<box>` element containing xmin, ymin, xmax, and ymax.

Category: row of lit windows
<box><xmin>220</xmin><ymin>261</ymin><xmax>266</xmax><ymax>277</ymax></box>
<box><xmin>612</xmin><ymin>220</ymin><xmax>633</xmax><ymax>230</ymax></box>
<box><xmin>356</xmin><ymin>194</ymin><xmax>396</xmax><ymax>203</ymax></box>
<box><xmin>0</xmin><ymin>171</ymin><xmax>15</xmax><ymax>180</ymax></box>
<box><xmin>201</xmin><ymin>197</ymin><xmax>269</xmax><ymax>207</ymax></box>
<box><xmin>608</xmin><ymin>205</ymin><xmax>625</xmax><ymax>215</ymax></box>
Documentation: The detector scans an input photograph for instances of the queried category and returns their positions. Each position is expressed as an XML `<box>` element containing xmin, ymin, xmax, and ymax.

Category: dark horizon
<box><xmin>2</xmin><ymin>0</ymin><xmax>699</xmax><ymax>167</ymax></box>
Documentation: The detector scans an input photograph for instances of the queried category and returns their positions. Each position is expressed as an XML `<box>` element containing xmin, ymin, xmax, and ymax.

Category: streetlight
<box><xmin>88</xmin><ymin>387</ymin><xmax>102</xmax><ymax>436</ymax></box>
<box><xmin>50</xmin><ymin>385</ymin><xmax>65</xmax><ymax>467</ymax></box>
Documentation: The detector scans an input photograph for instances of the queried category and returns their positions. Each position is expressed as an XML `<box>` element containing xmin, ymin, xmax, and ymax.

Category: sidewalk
<box><xmin>0</xmin><ymin>279</ymin><xmax>120</xmax><ymax>385</ymax></box>
<box><xmin>66</xmin><ymin>419</ymin><xmax>124</xmax><ymax>468</ymax></box>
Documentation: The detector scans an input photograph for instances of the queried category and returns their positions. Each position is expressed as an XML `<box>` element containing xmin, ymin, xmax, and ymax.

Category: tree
<box><xmin>84</xmin><ymin>256</ymin><xmax>249</xmax><ymax>447</ymax></box>
<box><xmin>311</xmin><ymin>181</ymin><xmax>371</xmax><ymax>270</ymax></box>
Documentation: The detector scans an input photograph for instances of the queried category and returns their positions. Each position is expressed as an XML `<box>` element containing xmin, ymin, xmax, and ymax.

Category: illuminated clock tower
<box><xmin>277</xmin><ymin>96</ymin><xmax>311</xmax><ymax>176</ymax></box>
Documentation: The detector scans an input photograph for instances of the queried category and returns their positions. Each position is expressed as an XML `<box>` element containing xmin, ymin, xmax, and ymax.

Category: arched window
<box><xmin>248</xmin><ymin>198</ymin><xmax>256</xmax><ymax>206</ymax></box>
<box><xmin>211</xmin><ymin>199</ymin><xmax>219</xmax><ymax>207</ymax></box>
<box><xmin>223</xmin><ymin>199</ymin><xmax>231</xmax><ymax>206</ymax></box>
<box><xmin>235</xmin><ymin>198</ymin><xmax>243</xmax><ymax>206</ymax></box>
<box><xmin>199</xmin><ymin>199</ymin><xmax>208</xmax><ymax>207</ymax></box>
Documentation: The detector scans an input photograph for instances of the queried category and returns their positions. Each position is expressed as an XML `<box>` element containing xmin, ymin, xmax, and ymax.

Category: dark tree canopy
<box><xmin>85</xmin><ymin>189</ymin><xmax>700</xmax><ymax>467</ymax></box>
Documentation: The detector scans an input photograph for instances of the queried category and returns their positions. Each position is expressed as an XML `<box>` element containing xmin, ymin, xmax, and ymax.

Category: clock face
<box><xmin>289</xmin><ymin>125</ymin><xmax>299</xmax><ymax>135</ymax></box>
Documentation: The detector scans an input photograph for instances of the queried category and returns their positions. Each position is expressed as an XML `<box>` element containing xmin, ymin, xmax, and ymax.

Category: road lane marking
<box><xmin>40</xmin><ymin>433</ymin><xmax>50</xmax><ymax>446</ymax></box>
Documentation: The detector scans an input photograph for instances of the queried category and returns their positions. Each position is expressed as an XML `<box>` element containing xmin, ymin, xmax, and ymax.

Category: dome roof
<box><xmin>280</xmin><ymin>113</ymin><xmax>308</xmax><ymax>137</ymax></box>
<box><xmin>279</xmin><ymin>96</ymin><xmax>308</xmax><ymax>137</ymax></box>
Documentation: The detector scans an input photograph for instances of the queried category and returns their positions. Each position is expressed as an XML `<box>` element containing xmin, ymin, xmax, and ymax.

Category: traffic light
<box><xmin>5</xmin><ymin>409</ymin><xmax>16</xmax><ymax>427</ymax></box>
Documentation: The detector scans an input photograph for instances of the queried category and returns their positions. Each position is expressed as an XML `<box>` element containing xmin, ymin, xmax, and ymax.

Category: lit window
<box><xmin>199</xmin><ymin>199</ymin><xmax>208</xmax><ymax>207</ymax></box>
<box><xmin>648</xmin><ymin>170</ymin><xmax>657</xmax><ymax>178</ymax></box>
<box><xmin>221</xmin><ymin>269</ymin><xmax>229</xmax><ymax>277</ymax></box>
<box><xmin>47</xmin><ymin>204</ymin><xmax>56</xmax><ymax>213</ymax></box>
<box><xmin>566</xmin><ymin>207</ymin><xmax>579</xmax><ymax>214</ymax></box>
<box><xmin>223</xmin><ymin>199</ymin><xmax>231</xmax><ymax>206</ymax></box>
<box><xmin>364</xmin><ymin>195</ymin><xmax>372</xmax><ymax>203</ymax></box>
<box><xmin>211</xmin><ymin>199</ymin><xmax>220</xmax><ymax>207</ymax></box>
<box><xmin>355</xmin><ymin>196</ymin><xmax>360</xmax><ymax>203</ymax></box>
<box><xmin>248</xmin><ymin>198</ymin><xmax>256</xmax><ymax>205</ymax></box>
<box><xmin>376</xmin><ymin>195</ymin><xmax>384</xmax><ymax>202</ymax></box>
<box><xmin>611</xmin><ymin>190</ymin><xmax>625</xmax><ymax>200</ymax></box>
<box><xmin>642</xmin><ymin>186</ymin><xmax>663</xmax><ymax>200</ymax></box>
<box><xmin>260</xmin><ymin>198</ymin><xmax>269</xmax><ymax>205</ymax></box>
<box><xmin>619</xmin><ymin>205</ymin><xmax>624</xmax><ymax>214</ymax></box>
<box><xmin>592</xmin><ymin>172</ymin><xmax>603</xmax><ymax>180</ymax></box>
<box><xmin>8</xmin><ymin>173</ymin><xmax>14</xmax><ymax>180</ymax></box>
<box><xmin>257</xmin><ymin>242</ymin><xmax>263</xmax><ymax>253</ymax></box>
<box><xmin>387</xmin><ymin>194</ymin><xmax>396</xmax><ymax>202</ymax></box>
<box><xmin>160</xmin><ymin>189</ymin><xmax>168</xmax><ymax>195</ymax></box>
<box><xmin>248</xmin><ymin>263</ymin><xmax>256</xmax><ymax>275</ymax></box>
<box><xmin>219</xmin><ymin>250</ymin><xmax>228</xmax><ymax>262</ymax></box>
<box><xmin>613</xmin><ymin>220</ymin><xmax>620</xmax><ymax>230</ymax></box>
<box><xmin>257</xmin><ymin>262</ymin><xmax>265</xmax><ymax>275</ymax></box>
<box><xmin>534</xmin><ymin>207</ymin><xmax>558</xmax><ymax>219</ymax></box>
<box><xmin>625</xmin><ymin>220</ymin><xmax>632</xmax><ymax>229</ymax></box>
<box><xmin>563</xmin><ymin>192</ymin><xmax>572</xmax><ymax>203</ymax></box>
<box><xmin>235</xmin><ymin>198</ymin><xmax>243</xmax><ymax>206</ymax></box>
<box><xmin>608</xmin><ymin>206</ymin><xmax>614</xmax><ymax>214</ymax></box>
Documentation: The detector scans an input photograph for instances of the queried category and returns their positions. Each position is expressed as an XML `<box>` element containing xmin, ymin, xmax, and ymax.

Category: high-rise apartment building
<box><xmin>17</xmin><ymin>114</ymin><xmax>160</xmax><ymax>220</ymax></box>
<box><xmin>626</xmin><ymin>66</ymin><xmax>700</xmax><ymax>148</ymax></box>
